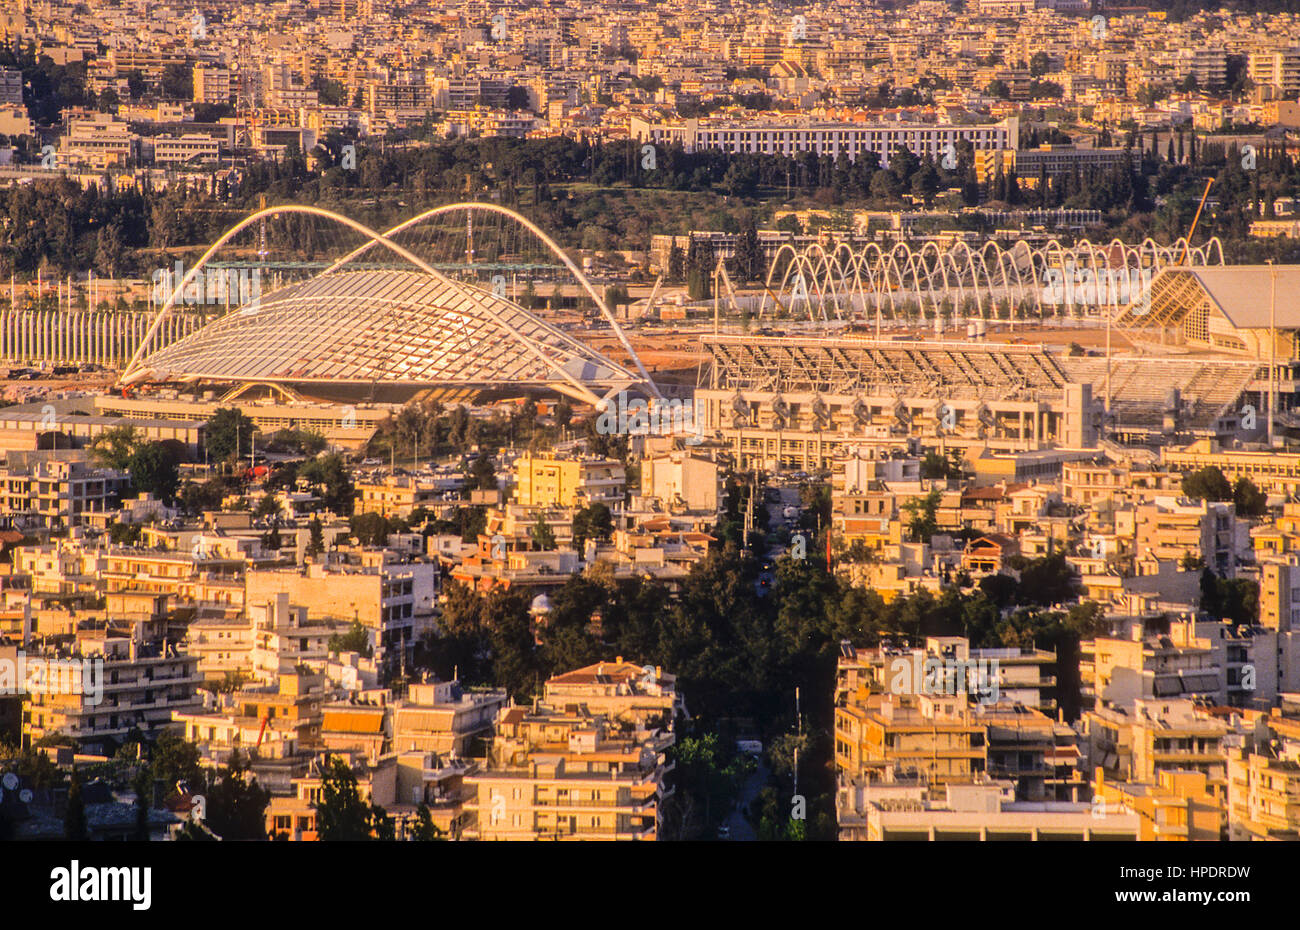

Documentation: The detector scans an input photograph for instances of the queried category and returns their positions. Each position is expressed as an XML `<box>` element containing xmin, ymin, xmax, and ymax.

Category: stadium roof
<box><xmin>127</xmin><ymin>270</ymin><xmax>642</xmax><ymax>402</ymax></box>
<box><xmin>1116</xmin><ymin>265</ymin><xmax>1300</xmax><ymax>330</ymax></box>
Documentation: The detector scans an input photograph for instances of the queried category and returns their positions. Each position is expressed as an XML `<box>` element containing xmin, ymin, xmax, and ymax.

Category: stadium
<box><xmin>117</xmin><ymin>203</ymin><xmax>659</xmax><ymax>408</ymax></box>
<box><xmin>104</xmin><ymin>204</ymin><xmax>1300</xmax><ymax>462</ymax></box>
<box><xmin>700</xmin><ymin>262</ymin><xmax>1300</xmax><ymax>470</ymax></box>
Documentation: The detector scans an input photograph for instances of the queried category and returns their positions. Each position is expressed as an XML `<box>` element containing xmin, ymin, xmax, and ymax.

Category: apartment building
<box><xmin>1011</xmin><ymin>144</ymin><xmax>1140</xmax><ymax>181</ymax></box>
<box><xmin>245</xmin><ymin>552</ymin><xmax>438</xmax><ymax>672</ymax></box>
<box><xmin>512</xmin><ymin>451</ymin><xmax>626</xmax><ymax>508</ymax></box>
<box><xmin>838</xmin><ymin>780</ymin><xmax>1139</xmax><ymax>841</ymax></box>
<box><xmin>354</xmin><ymin>474</ymin><xmax>449</xmax><ymax>518</ymax></box>
<box><xmin>0</xmin><ymin>67</ymin><xmax>22</xmax><ymax>106</ymax></box>
<box><xmin>1227</xmin><ymin>745</ymin><xmax>1300</xmax><ymax>840</ymax></box>
<box><xmin>94</xmin><ymin>394</ymin><xmax>386</xmax><ymax>450</ymax></box>
<box><xmin>192</xmin><ymin>63</ymin><xmax>233</xmax><ymax>104</ymax></box>
<box><xmin>542</xmin><ymin>659</ymin><xmax>677</xmax><ymax>730</ymax></box>
<box><xmin>185</xmin><ymin>612</ymin><xmax>255</xmax><ymax>685</ymax></box>
<box><xmin>1093</xmin><ymin>768</ymin><xmax>1224</xmax><ymax>841</ymax></box>
<box><xmin>1082</xmin><ymin>698</ymin><xmax>1232</xmax><ymax>798</ymax></box>
<box><xmin>835</xmin><ymin>689</ymin><xmax>987</xmax><ymax>787</ymax></box>
<box><xmin>151</xmin><ymin>133</ymin><xmax>221</xmax><ymax>165</ymax></box>
<box><xmin>321</xmin><ymin>692</ymin><xmax>391</xmax><ymax>759</ymax></box>
<box><xmin>23</xmin><ymin>628</ymin><xmax>201</xmax><ymax>752</ymax></box>
<box><xmin>1261</xmin><ymin>555</ymin><xmax>1300</xmax><ymax>634</ymax></box>
<box><xmin>58</xmin><ymin>114</ymin><xmax>138</xmax><ymax>169</ymax></box>
<box><xmin>463</xmin><ymin>699</ymin><xmax>674</xmax><ymax>840</ymax></box>
<box><xmin>0</xmin><ymin>451</ymin><xmax>130</xmax><ymax>530</ymax></box>
<box><xmin>1114</xmin><ymin>497</ymin><xmax>1243</xmax><ymax>577</ymax></box>
<box><xmin>1062</xmin><ymin>459</ymin><xmax>1182</xmax><ymax>507</ymax></box>
<box><xmin>266</xmin><ymin>751</ymin><xmax>398</xmax><ymax>841</ymax></box>
<box><xmin>640</xmin><ymin>452</ymin><xmax>721</xmax><ymax>514</ymax></box>
<box><xmin>1081</xmin><ymin>622</ymin><xmax>1223</xmax><ymax>710</ymax></box>
<box><xmin>392</xmin><ymin>678</ymin><xmax>509</xmax><ymax>757</ymax></box>
<box><xmin>172</xmin><ymin>673</ymin><xmax>325</xmax><ymax>769</ymax></box>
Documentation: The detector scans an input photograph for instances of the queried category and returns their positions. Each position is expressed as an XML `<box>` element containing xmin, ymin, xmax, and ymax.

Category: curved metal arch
<box><xmin>761</xmin><ymin>242</ymin><xmax>803</xmax><ymax>319</ymax></box>
<box><xmin>320</xmin><ymin>200</ymin><xmax>660</xmax><ymax>398</ymax></box>
<box><xmin>118</xmin><ymin>204</ymin><xmax>644</xmax><ymax>405</ymax></box>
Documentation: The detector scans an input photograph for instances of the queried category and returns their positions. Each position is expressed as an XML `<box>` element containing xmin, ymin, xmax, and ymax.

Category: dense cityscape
<box><xmin>0</xmin><ymin>1</ymin><xmax>1296</xmax><ymax>897</ymax></box>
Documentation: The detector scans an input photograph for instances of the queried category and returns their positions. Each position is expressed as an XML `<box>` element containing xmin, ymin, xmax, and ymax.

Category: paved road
<box><xmin>720</xmin><ymin>758</ymin><xmax>768</xmax><ymax>841</ymax></box>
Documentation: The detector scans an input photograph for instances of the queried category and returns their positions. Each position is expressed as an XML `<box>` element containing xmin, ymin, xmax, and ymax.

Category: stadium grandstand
<box><xmin>699</xmin><ymin>262</ymin><xmax>1300</xmax><ymax>469</ymax></box>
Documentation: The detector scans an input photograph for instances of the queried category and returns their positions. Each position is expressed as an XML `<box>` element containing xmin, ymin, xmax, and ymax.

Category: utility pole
<box><xmin>1269</xmin><ymin>260</ymin><xmax>1277</xmax><ymax>448</ymax></box>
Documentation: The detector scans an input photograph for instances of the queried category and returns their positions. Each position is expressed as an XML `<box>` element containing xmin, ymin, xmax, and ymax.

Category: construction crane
<box><xmin>1179</xmin><ymin>177</ymin><xmax>1215</xmax><ymax>266</ymax></box>
<box><xmin>253</xmin><ymin>711</ymin><xmax>272</xmax><ymax>755</ymax></box>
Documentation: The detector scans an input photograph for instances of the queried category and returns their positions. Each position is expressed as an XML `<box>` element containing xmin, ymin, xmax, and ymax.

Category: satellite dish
<box><xmin>1</xmin><ymin>773</ymin><xmax>17</xmax><ymax>791</ymax></box>
<box><xmin>18</xmin><ymin>789</ymin><xmax>32</xmax><ymax>803</ymax></box>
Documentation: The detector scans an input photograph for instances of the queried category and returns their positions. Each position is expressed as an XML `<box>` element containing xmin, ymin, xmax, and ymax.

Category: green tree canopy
<box><xmin>127</xmin><ymin>441</ymin><xmax>181</xmax><ymax>501</ymax></box>
<box><xmin>1182</xmin><ymin>466</ymin><xmax>1232</xmax><ymax>501</ymax></box>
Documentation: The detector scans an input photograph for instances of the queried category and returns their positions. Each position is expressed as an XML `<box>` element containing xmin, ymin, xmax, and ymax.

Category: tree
<box><xmin>127</xmin><ymin>441</ymin><xmax>181</xmax><ymax>501</ymax></box>
<box><xmin>1201</xmin><ymin>569</ymin><xmax>1259</xmax><ymax>626</ymax></box>
<box><xmin>151</xmin><ymin>731</ymin><xmax>204</xmax><ymax>790</ymax></box>
<box><xmin>89</xmin><ymin>424</ymin><xmax>139</xmax><ymax>470</ymax></box>
<box><xmin>255</xmin><ymin>493</ymin><xmax>281</xmax><ymax>519</ymax></box>
<box><xmin>314</xmin><ymin>756</ymin><xmax>388</xmax><ymax>840</ymax></box>
<box><xmin>64</xmin><ymin>769</ymin><xmax>88</xmax><ymax>840</ymax></box>
<box><xmin>132</xmin><ymin>764</ymin><xmax>152</xmax><ymax>841</ymax></box>
<box><xmin>531</xmin><ymin>513</ymin><xmax>557</xmax><ymax>551</ymax></box>
<box><xmin>910</xmin><ymin>161</ymin><xmax>940</xmax><ymax>206</ymax></box>
<box><xmin>202</xmin><ymin>750</ymin><xmax>270</xmax><ymax>840</ymax></box>
<box><xmin>734</xmin><ymin>218</ymin><xmax>764</xmax><ymax>282</ymax></box>
<box><xmin>180</xmin><ymin>477</ymin><xmax>227</xmax><ymax>514</ymax></box>
<box><xmin>469</xmin><ymin>454</ymin><xmax>497</xmax><ymax>491</ymax></box>
<box><xmin>329</xmin><ymin>619</ymin><xmax>373</xmax><ymax>657</ymax></box>
<box><xmin>1232</xmin><ymin>477</ymin><xmax>1267</xmax><ymax>517</ymax></box>
<box><xmin>308</xmin><ymin>516</ymin><xmax>325</xmax><ymax>556</ymax></box>
<box><xmin>662</xmin><ymin>732</ymin><xmax>753</xmax><ymax>840</ymax></box>
<box><xmin>1182</xmin><ymin>466</ymin><xmax>1232</xmax><ymax>502</ymax></box>
<box><xmin>667</xmin><ymin>242</ymin><xmax>686</xmax><ymax>283</ymax></box>
<box><xmin>411</xmin><ymin>804</ymin><xmax>446</xmax><ymax>840</ymax></box>
<box><xmin>1015</xmin><ymin>552</ymin><xmax>1080</xmax><ymax>606</ymax></box>
<box><xmin>685</xmin><ymin>237</ymin><xmax>715</xmax><ymax>301</ymax></box>
<box><xmin>299</xmin><ymin>453</ymin><xmax>354</xmax><ymax>515</ymax></box>
<box><xmin>901</xmin><ymin>489</ymin><xmax>941</xmax><ymax>543</ymax></box>
<box><xmin>919</xmin><ymin>450</ymin><xmax>960</xmax><ymax>480</ymax></box>
<box><xmin>350</xmin><ymin>511</ymin><xmax>391</xmax><ymax>547</ymax></box>
<box><xmin>205</xmin><ymin>407</ymin><xmax>255</xmax><ymax>464</ymax></box>
<box><xmin>571</xmin><ymin>503</ymin><xmax>613</xmax><ymax>552</ymax></box>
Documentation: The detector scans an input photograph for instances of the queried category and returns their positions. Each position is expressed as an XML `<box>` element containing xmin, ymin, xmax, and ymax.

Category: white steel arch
<box><xmin>118</xmin><ymin>204</ymin><xmax>659</xmax><ymax>404</ymax></box>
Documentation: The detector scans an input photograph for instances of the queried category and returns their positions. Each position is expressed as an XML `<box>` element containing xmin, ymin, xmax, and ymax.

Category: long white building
<box><xmin>631</xmin><ymin>116</ymin><xmax>1018</xmax><ymax>168</ymax></box>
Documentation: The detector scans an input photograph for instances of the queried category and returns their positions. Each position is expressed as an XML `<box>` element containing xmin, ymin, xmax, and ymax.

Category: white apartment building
<box><xmin>839</xmin><ymin>781</ymin><xmax>1140</xmax><ymax>841</ymax></box>
<box><xmin>1249</xmin><ymin>48</ymin><xmax>1300</xmax><ymax>96</ymax></box>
